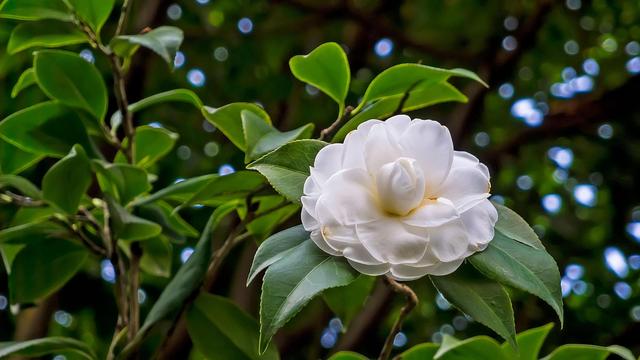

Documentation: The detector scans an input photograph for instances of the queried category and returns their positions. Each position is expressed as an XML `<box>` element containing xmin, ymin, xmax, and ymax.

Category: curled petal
<box><xmin>385</xmin><ymin>115</ymin><xmax>412</xmax><ymax>139</ymax></box>
<box><xmin>427</xmin><ymin>219</ymin><xmax>469</xmax><ymax>262</ymax></box>
<box><xmin>310</xmin><ymin>229</ymin><xmax>340</xmax><ymax>256</ymax></box>
<box><xmin>356</xmin><ymin>219</ymin><xmax>428</xmax><ymax>264</ymax></box>
<box><xmin>347</xmin><ymin>259</ymin><xmax>390</xmax><ymax>277</ymax></box>
<box><xmin>311</xmin><ymin>143</ymin><xmax>344</xmax><ymax>184</ymax></box>
<box><xmin>315</xmin><ymin>168</ymin><xmax>380</xmax><ymax>226</ymax></box>
<box><xmin>402</xmin><ymin>198</ymin><xmax>459</xmax><ymax>228</ymax></box>
<box><xmin>438</xmin><ymin>165</ymin><xmax>490</xmax><ymax>212</ymax></box>
<box><xmin>342</xmin><ymin>119</ymin><xmax>382</xmax><ymax>169</ymax></box>
<box><xmin>364</xmin><ymin>123</ymin><xmax>403</xmax><ymax>175</ymax></box>
<box><xmin>461</xmin><ymin>199</ymin><xmax>498</xmax><ymax>250</ymax></box>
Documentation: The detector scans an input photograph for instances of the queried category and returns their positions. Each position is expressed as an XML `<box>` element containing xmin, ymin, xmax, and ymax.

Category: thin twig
<box><xmin>128</xmin><ymin>242</ymin><xmax>142</xmax><ymax>342</ymax></box>
<box><xmin>115</xmin><ymin>0</ymin><xmax>132</xmax><ymax>36</ymax></box>
<box><xmin>378</xmin><ymin>276</ymin><xmax>418</xmax><ymax>360</ymax></box>
<box><xmin>103</xmin><ymin>201</ymin><xmax>129</xmax><ymax>331</ymax></box>
<box><xmin>319</xmin><ymin>105</ymin><xmax>354</xmax><ymax>141</ymax></box>
<box><xmin>0</xmin><ymin>191</ymin><xmax>45</xmax><ymax>207</ymax></box>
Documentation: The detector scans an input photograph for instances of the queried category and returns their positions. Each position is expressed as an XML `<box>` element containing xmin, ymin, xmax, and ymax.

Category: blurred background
<box><xmin>1</xmin><ymin>0</ymin><xmax>639</xmax><ymax>358</ymax></box>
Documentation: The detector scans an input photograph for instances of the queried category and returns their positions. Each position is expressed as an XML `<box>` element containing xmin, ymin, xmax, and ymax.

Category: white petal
<box><xmin>311</xmin><ymin>143</ymin><xmax>344</xmax><ymax>184</ymax></box>
<box><xmin>304</xmin><ymin>171</ymin><xmax>322</xmax><ymax>194</ymax></box>
<box><xmin>356</xmin><ymin>219</ymin><xmax>428</xmax><ymax>264</ymax></box>
<box><xmin>310</xmin><ymin>229</ymin><xmax>340</xmax><ymax>256</ymax></box>
<box><xmin>385</xmin><ymin>115</ymin><xmax>412</xmax><ymax>138</ymax></box>
<box><xmin>322</xmin><ymin>224</ymin><xmax>359</xmax><ymax>248</ymax></box>
<box><xmin>301</xmin><ymin>207</ymin><xmax>319</xmax><ymax>232</ymax></box>
<box><xmin>438</xmin><ymin>166</ymin><xmax>490</xmax><ymax>212</ymax></box>
<box><xmin>375</xmin><ymin>158</ymin><xmax>425</xmax><ymax>216</ymax></box>
<box><xmin>402</xmin><ymin>198</ymin><xmax>459</xmax><ymax>228</ymax></box>
<box><xmin>461</xmin><ymin>199</ymin><xmax>498</xmax><ymax>250</ymax></box>
<box><xmin>427</xmin><ymin>219</ymin><xmax>469</xmax><ymax>262</ymax></box>
<box><xmin>364</xmin><ymin>123</ymin><xmax>403</xmax><ymax>175</ymax></box>
<box><xmin>315</xmin><ymin>168</ymin><xmax>380</xmax><ymax>226</ymax></box>
<box><xmin>389</xmin><ymin>258</ymin><xmax>464</xmax><ymax>280</ymax></box>
<box><xmin>399</xmin><ymin>119</ymin><xmax>454</xmax><ymax>194</ymax></box>
<box><xmin>342</xmin><ymin>119</ymin><xmax>381</xmax><ymax>170</ymax></box>
<box><xmin>343</xmin><ymin>243</ymin><xmax>384</xmax><ymax>265</ymax></box>
<box><xmin>423</xmin><ymin>259</ymin><xmax>464</xmax><ymax>276</ymax></box>
<box><xmin>347</xmin><ymin>259</ymin><xmax>390</xmax><ymax>276</ymax></box>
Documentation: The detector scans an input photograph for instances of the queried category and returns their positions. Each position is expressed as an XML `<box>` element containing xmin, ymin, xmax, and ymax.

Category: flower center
<box><xmin>375</xmin><ymin>157</ymin><xmax>426</xmax><ymax>216</ymax></box>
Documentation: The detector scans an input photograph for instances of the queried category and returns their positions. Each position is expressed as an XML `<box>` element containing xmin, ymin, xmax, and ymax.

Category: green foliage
<box><xmin>186</xmin><ymin>293</ymin><xmax>279</xmax><ymax>360</ymax></box>
<box><xmin>7</xmin><ymin>21</ymin><xmax>85</xmax><ymax>54</ymax></box>
<box><xmin>108</xmin><ymin>197</ymin><xmax>162</xmax><ymax>242</ymax></box>
<box><xmin>111</xmin><ymin>26</ymin><xmax>184</xmax><ymax>65</ymax></box>
<box><xmin>328</xmin><ymin>352</ymin><xmax>369</xmax><ymax>360</ymax></box>
<box><xmin>202</xmin><ymin>103</ymin><xmax>271</xmax><ymax>151</ymax></box>
<box><xmin>258</xmin><ymin>240</ymin><xmax>358</xmax><ymax>353</ymax></box>
<box><xmin>0</xmin><ymin>0</ymin><xmax>72</xmax><ymax>21</ymax></box>
<box><xmin>116</xmin><ymin>125</ymin><xmax>179</xmax><ymax>168</ymax></box>
<box><xmin>11</xmin><ymin>67</ymin><xmax>36</xmax><ymax>98</ymax></box>
<box><xmin>323</xmin><ymin>275</ymin><xmax>376</xmax><ymax>329</ymax></box>
<box><xmin>0</xmin><ymin>174</ymin><xmax>42</xmax><ymax>199</ymax></box>
<box><xmin>289</xmin><ymin>42</ymin><xmax>350</xmax><ymax>115</ymax></box>
<box><xmin>0</xmin><ymin>337</ymin><xmax>96</xmax><ymax>360</ymax></box>
<box><xmin>66</xmin><ymin>0</ymin><xmax>115</xmax><ymax>32</ymax></box>
<box><xmin>42</xmin><ymin>145</ymin><xmax>91</xmax><ymax>214</ymax></box>
<box><xmin>34</xmin><ymin>50</ymin><xmax>108</xmax><ymax>121</ymax></box>
<box><xmin>94</xmin><ymin>162</ymin><xmax>151</xmax><ymax>205</ymax></box>
<box><xmin>247</xmin><ymin>139</ymin><xmax>326</xmax><ymax>203</ymax></box>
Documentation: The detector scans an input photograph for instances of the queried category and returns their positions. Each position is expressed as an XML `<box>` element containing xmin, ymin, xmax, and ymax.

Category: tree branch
<box><xmin>378</xmin><ymin>276</ymin><xmax>418</xmax><ymax>360</ymax></box>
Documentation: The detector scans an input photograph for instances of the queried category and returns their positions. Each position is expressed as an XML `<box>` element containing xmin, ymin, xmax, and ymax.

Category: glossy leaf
<box><xmin>259</xmin><ymin>241</ymin><xmax>358</xmax><ymax>352</ymax></box>
<box><xmin>541</xmin><ymin>345</ymin><xmax>635</xmax><ymax>360</ymax></box>
<box><xmin>67</xmin><ymin>0</ymin><xmax>115</xmax><ymax>32</ymax></box>
<box><xmin>246</xmin><ymin>197</ymin><xmax>300</xmax><ymax>241</ymax></box>
<box><xmin>202</xmin><ymin>103</ymin><xmax>271</xmax><ymax>151</ymax></box>
<box><xmin>8</xmin><ymin>21</ymin><xmax>85</xmax><ymax>54</ymax></box>
<box><xmin>131</xmin><ymin>174</ymin><xmax>217</xmax><ymax>207</ymax></box>
<box><xmin>111</xmin><ymin>26</ymin><xmax>184</xmax><ymax>65</ymax></box>
<box><xmin>430</xmin><ymin>266</ymin><xmax>516</xmax><ymax>347</ymax></box>
<box><xmin>0</xmin><ymin>174</ymin><xmax>42</xmax><ymax>199</ymax></box>
<box><xmin>242</xmin><ymin>110</ymin><xmax>314</xmax><ymax>162</ymax></box>
<box><xmin>11</xmin><ymin>68</ymin><xmax>37</xmax><ymax>98</ymax></box>
<box><xmin>34</xmin><ymin>50</ymin><xmax>108</xmax><ymax>121</ymax></box>
<box><xmin>435</xmin><ymin>335</ymin><xmax>507</xmax><ymax>360</ymax></box>
<box><xmin>0</xmin><ymin>337</ymin><xmax>96</xmax><ymax>360</ymax></box>
<box><xmin>135</xmin><ymin>202</ymin><xmax>239</xmax><ymax>339</ymax></box>
<box><xmin>42</xmin><ymin>145</ymin><xmax>92</xmax><ymax>214</ymax></box>
<box><xmin>328</xmin><ymin>352</ymin><xmax>369</xmax><ymax>360</ymax></box>
<box><xmin>0</xmin><ymin>102</ymin><xmax>93</xmax><ymax>157</ymax></box>
<box><xmin>247</xmin><ymin>225</ymin><xmax>310</xmax><ymax>285</ymax></box>
<box><xmin>9</xmin><ymin>237</ymin><xmax>88</xmax><ymax>303</ymax></box>
<box><xmin>470</xmin><ymin>232</ymin><xmax>563</xmax><ymax>325</ymax></box>
<box><xmin>0</xmin><ymin>0</ymin><xmax>71</xmax><ymax>21</ymax></box>
<box><xmin>115</xmin><ymin>126</ymin><xmax>179</xmax><ymax>168</ymax></box>
<box><xmin>178</xmin><ymin>170</ymin><xmax>265</xmax><ymax>210</ymax></box>
<box><xmin>398</xmin><ymin>343</ymin><xmax>439</xmax><ymax>360</ymax></box>
<box><xmin>333</xmin><ymin>82</ymin><xmax>466</xmax><ymax>142</ymax></box>
<box><xmin>137</xmin><ymin>201</ymin><xmax>199</xmax><ymax>241</ymax></box>
<box><xmin>493</xmin><ymin>203</ymin><xmax>544</xmax><ymax>249</ymax></box>
<box><xmin>502</xmin><ymin>323</ymin><xmax>554</xmax><ymax>360</ymax></box>
<box><xmin>94</xmin><ymin>162</ymin><xmax>151</xmax><ymax>205</ymax></box>
<box><xmin>323</xmin><ymin>275</ymin><xmax>376</xmax><ymax>329</ymax></box>
<box><xmin>108</xmin><ymin>198</ymin><xmax>162</xmax><ymax>242</ymax></box>
<box><xmin>289</xmin><ymin>42</ymin><xmax>350</xmax><ymax>114</ymax></box>
<box><xmin>125</xmin><ymin>235</ymin><xmax>172</xmax><ymax>278</ymax></box>
<box><xmin>187</xmin><ymin>293</ymin><xmax>280</xmax><ymax>360</ymax></box>
<box><xmin>0</xmin><ymin>139</ymin><xmax>42</xmax><ymax>174</ymax></box>
<box><xmin>247</xmin><ymin>140</ymin><xmax>326</xmax><ymax>203</ymax></box>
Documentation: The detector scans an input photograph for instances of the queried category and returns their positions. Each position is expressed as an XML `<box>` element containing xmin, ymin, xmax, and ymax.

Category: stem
<box><xmin>0</xmin><ymin>191</ymin><xmax>45</xmax><ymax>207</ymax></box>
<box><xmin>103</xmin><ymin>202</ymin><xmax>129</xmax><ymax>330</ymax></box>
<box><xmin>115</xmin><ymin>0</ymin><xmax>132</xmax><ymax>36</ymax></box>
<box><xmin>378</xmin><ymin>275</ymin><xmax>418</xmax><ymax>360</ymax></box>
<box><xmin>318</xmin><ymin>105</ymin><xmax>353</xmax><ymax>141</ymax></box>
<box><xmin>128</xmin><ymin>242</ymin><xmax>142</xmax><ymax>341</ymax></box>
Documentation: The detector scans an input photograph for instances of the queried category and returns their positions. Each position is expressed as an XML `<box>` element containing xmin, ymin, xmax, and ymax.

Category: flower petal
<box><xmin>311</xmin><ymin>143</ymin><xmax>344</xmax><ymax>184</ymax></box>
<box><xmin>315</xmin><ymin>168</ymin><xmax>380</xmax><ymax>226</ymax></box>
<box><xmin>310</xmin><ymin>229</ymin><xmax>340</xmax><ymax>256</ymax></box>
<box><xmin>385</xmin><ymin>115</ymin><xmax>412</xmax><ymax>138</ymax></box>
<box><xmin>364</xmin><ymin>123</ymin><xmax>403</xmax><ymax>175</ymax></box>
<box><xmin>460</xmin><ymin>199</ymin><xmax>498</xmax><ymax>250</ymax></box>
<box><xmin>402</xmin><ymin>198</ymin><xmax>459</xmax><ymax>228</ymax></box>
<box><xmin>347</xmin><ymin>259</ymin><xmax>390</xmax><ymax>276</ymax></box>
<box><xmin>427</xmin><ymin>219</ymin><xmax>469</xmax><ymax>262</ymax></box>
<box><xmin>342</xmin><ymin>119</ymin><xmax>382</xmax><ymax>170</ymax></box>
<box><xmin>438</xmin><ymin>165</ymin><xmax>490</xmax><ymax>212</ymax></box>
<box><xmin>356</xmin><ymin>219</ymin><xmax>428</xmax><ymax>264</ymax></box>
<box><xmin>399</xmin><ymin>119</ymin><xmax>454</xmax><ymax>193</ymax></box>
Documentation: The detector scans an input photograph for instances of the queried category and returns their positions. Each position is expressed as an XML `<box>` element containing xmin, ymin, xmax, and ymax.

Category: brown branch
<box><xmin>0</xmin><ymin>191</ymin><xmax>45</xmax><ymax>207</ymax></box>
<box><xmin>319</xmin><ymin>106</ymin><xmax>354</xmax><ymax>141</ymax></box>
<box><xmin>115</xmin><ymin>0</ymin><xmax>132</xmax><ymax>36</ymax></box>
<box><xmin>128</xmin><ymin>242</ymin><xmax>143</xmax><ymax>342</ymax></box>
<box><xmin>378</xmin><ymin>276</ymin><xmax>418</xmax><ymax>360</ymax></box>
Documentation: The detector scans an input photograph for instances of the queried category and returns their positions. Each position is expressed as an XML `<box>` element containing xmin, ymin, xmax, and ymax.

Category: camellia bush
<box><xmin>0</xmin><ymin>1</ymin><xmax>637</xmax><ymax>360</ymax></box>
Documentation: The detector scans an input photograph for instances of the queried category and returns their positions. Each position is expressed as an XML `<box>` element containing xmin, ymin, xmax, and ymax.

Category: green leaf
<box><xmin>541</xmin><ymin>345</ymin><xmax>635</xmax><ymax>360</ymax></box>
<box><xmin>138</xmin><ymin>201</ymin><xmax>199</xmax><ymax>241</ymax></box>
<box><xmin>0</xmin><ymin>0</ymin><xmax>72</xmax><ymax>21</ymax></box>
<box><xmin>187</xmin><ymin>293</ymin><xmax>280</xmax><ymax>360</ymax></box>
<box><xmin>135</xmin><ymin>202</ymin><xmax>239</xmax><ymax>340</ymax></box>
<box><xmin>397</xmin><ymin>343</ymin><xmax>439</xmax><ymax>360</ymax></box>
<box><xmin>289</xmin><ymin>42</ymin><xmax>350</xmax><ymax>115</ymax></box>
<box><xmin>42</xmin><ymin>145</ymin><xmax>91</xmax><ymax>214</ymax></box>
<box><xmin>107</xmin><ymin>197</ymin><xmax>161</xmax><ymax>242</ymax></box>
<box><xmin>323</xmin><ymin>275</ymin><xmax>375</xmax><ymax>329</ymax></box>
<box><xmin>9</xmin><ymin>237</ymin><xmax>88</xmax><ymax>303</ymax></box>
<box><xmin>178</xmin><ymin>171</ymin><xmax>265</xmax><ymax>210</ymax></box>
<box><xmin>130</xmin><ymin>174</ymin><xmax>217</xmax><ymax>207</ymax></box>
<box><xmin>493</xmin><ymin>203</ymin><xmax>544</xmax><ymax>249</ymax></box>
<box><xmin>259</xmin><ymin>240</ymin><xmax>358</xmax><ymax>353</ymax></box>
<box><xmin>94</xmin><ymin>162</ymin><xmax>151</xmax><ymax>205</ymax></box>
<box><xmin>328</xmin><ymin>352</ymin><xmax>369</xmax><ymax>360</ymax></box>
<box><xmin>0</xmin><ymin>174</ymin><xmax>42</xmax><ymax>199</ymax></box>
<box><xmin>8</xmin><ymin>21</ymin><xmax>86</xmax><ymax>54</ymax></box>
<box><xmin>110</xmin><ymin>89</ymin><xmax>203</xmax><ymax>132</ymax></box>
<box><xmin>0</xmin><ymin>337</ymin><xmax>96</xmax><ymax>360</ymax></box>
<box><xmin>502</xmin><ymin>323</ymin><xmax>554</xmax><ymax>360</ymax></box>
<box><xmin>353</xmin><ymin>64</ymin><xmax>485</xmax><ymax>114</ymax></box>
<box><xmin>0</xmin><ymin>221</ymin><xmax>64</xmax><ymax>245</ymax></box>
<box><xmin>0</xmin><ymin>139</ymin><xmax>42</xmax><ymax>174</ymax></box>
<box><xmin>130</xmin><ymin>235</ymin><xmax>172</xmax><ymax>278</ymax></box>
<box><xmin>430</xmin><ymin>266</ymin><xmax>516</xmax><ymax>348</ymax></box>
<box><xmin>246</xmin><ymin>198</ymin><xmax>299</xmax><ymax>241</ymax></box>
<box><xmin>115</xmin><ymin>126</ymin><xmax>178</xmax><ymax>168</ymax></box>
<box><xmin>247</xmin><ymin>225</ymin><xmax>310</xmax><ymax>285</ymax></box>
<box><xmin>242</xmin><ymin>110</ymin><xmax>314</xmax><ymax>162</ymax></box>
<box><xmin>66</xmin><ymin>0</ymin><xmax>115</xmax><ymax>32</ymax></box>
<box><xmin>11</xmin><ymin>68</ymin><xmax>36</xmax><ymax>98</ymax></box>
<box><xmin>34</xmin><ymin>50</ymin><xmax>108</xmax><ymax>121</ymax></box>
<box><xmin>469</xmin><ymin>232</ymin><xmax>563</xmax><ymax>325</ymax></box>
<box><xmin>333</xmin><ymin>82</ymin><xmax>466</xmax><ymax>142</ymax></box>
<box><xmin>202</xmin><ymin>103</ymin><xmax>271</xmax><ymax>151</ymax></box>
<box><xmin>0</xmin><ymin>102</ymin><xmax>93</xmax><ymax>157</ymax></box>
<box><xmin>247</xmin><ymin>139</ymin><xmax>326</xmax><ymax>203</ymax></box>
<box><xmin>435</xmin><ymin>335</ymin><xmax>507</xmax><ymax>360</ymax></box>
<box><xmin>111</xmin><ymin>26</ymin><xmax>184</xmax><ymax>65</ymax></box>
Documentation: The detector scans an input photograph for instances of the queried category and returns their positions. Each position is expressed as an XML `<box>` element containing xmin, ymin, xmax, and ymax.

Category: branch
<box><xmin>115</xmin><ymin>0</ymin><xmax>132</xmax><ymax>36</ymax></box>
<box><xmin>128</xmin><ymin>242</ymin><xmax>142</xmax><ymax>342</ymax></box>
<box><xmin>378</xmin><ymin>276</ymin><xmax>418</xmax><ymax>360</ymax></box>
<box><xmin>319</xmin><ymin>106</ymin><xmax>353</xmax><ymax>141</ymax></box>
<box><xmin>0</xmin><ymin>191</ymin><xmax>45</xmax><ymax>207</ymax></box>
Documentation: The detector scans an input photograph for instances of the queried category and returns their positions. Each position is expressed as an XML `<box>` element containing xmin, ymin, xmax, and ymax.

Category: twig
<box><xmin>378</xmin><ymin>276</ymin><xmax>418</xmax><ymax>360</ymax></box>
<box><xmin>319</xmin><ymin>105</ymin><xmax>353</xmax><ymax>141</ymax></box>
<box><xmin>115</xmin><ymin>0</ymin><xmax>132</xmax><ymax>36</ymax></box>
<box><xmin>128</xmin><ymin>242</ymin><xmax>142</xmax><ymax>342</ymax></box>
<box><xmin>0</xmin><ymin>191</ymin><xmax>45</xmax><ymax>207</ymax></box>
<box><xmin>102</xmin><ymin>201</ymin><xmax>129</xmax><ymax>331</ymax></box>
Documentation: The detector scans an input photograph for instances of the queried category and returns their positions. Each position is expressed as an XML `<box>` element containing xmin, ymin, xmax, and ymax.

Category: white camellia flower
<box><xmin>301</xmin><ymin>115</ymin><xmax>497</xmax><ymax>281</ymax></box>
